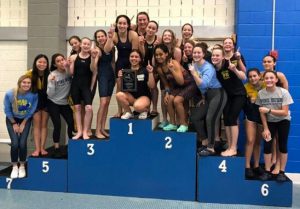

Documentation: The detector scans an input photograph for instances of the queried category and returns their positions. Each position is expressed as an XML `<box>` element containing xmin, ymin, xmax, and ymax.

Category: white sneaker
<box><xmin>121</xmin><ymin>112</ymin><xmax>133</xmax><ymax>119</ymax></box>
<box><xmin>10</xmin><ymin>166</ymin><xmax>18</xmax><ymax>179</ymax></box>
<box><xmin>138</xmin><ymin>111</ymin><xmax>148</xmax><ymax>119</ymax></box>
<box><xmin>18</xmin><ymin>166</ymin><xmax>26</xmax><ymax>178</ymax></box>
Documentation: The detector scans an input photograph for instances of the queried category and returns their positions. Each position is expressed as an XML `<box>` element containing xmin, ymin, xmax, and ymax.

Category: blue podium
<box><xmin>0</xmin><ymin>157</ymin><xmax>67</xmax><ymax>192</ymax></box>
<box><xmin>0</xmin><ymin>116</ymin><xmax>294</xmax><ymax>207</ymax></box>
<box><xmin>197</xmin><ymin>156</ymin><xmax>293</xmax><ymax>207</ymax></box>
<box><xmin>68</xmin><ymin>117</ymin><xmax>197</xmax><ymax>200</ymax></box>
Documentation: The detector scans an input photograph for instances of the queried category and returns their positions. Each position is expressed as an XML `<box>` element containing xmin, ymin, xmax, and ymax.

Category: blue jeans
<box><xmin>6</xmin><ymin>117</ymin><xmax>32</xmax><ymax>163</ymax></box>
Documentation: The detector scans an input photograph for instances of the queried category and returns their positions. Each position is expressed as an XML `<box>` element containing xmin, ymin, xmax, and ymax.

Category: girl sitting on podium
<box><xmin>116</xmin><ymin>50</ymin><xmax>155</xmax><ymax>119</ymax></box>
<box><xmin>4</xmin><ymin>74</ymin><xmax>38</xmax><ymax>178</ymax></box>
<box><xmin>154</xmin><ymin>44</ymin><xmax>197</xmax><ymax>132</ymax></box>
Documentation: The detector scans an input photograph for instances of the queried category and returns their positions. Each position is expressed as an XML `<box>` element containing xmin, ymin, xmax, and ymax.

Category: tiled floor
<box><xmin>0</xmin><ymin>184</ymin><xmax>299</xmax><ymax>209</ymax></box>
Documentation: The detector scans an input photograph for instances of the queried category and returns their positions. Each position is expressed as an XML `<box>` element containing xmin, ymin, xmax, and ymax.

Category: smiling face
<box><xmin>192</xmin><ymin>46</ymin><xmax>205</xmax><ymax>63</ymax></box>
<box><xmin>129</xmin><ymin>51</ymin><xmax>141</xmax><ymax>67</ymax></box>
<box><xmin>263</xmin><ymin>56</ymin><xmax>276</xmax><ymax>71</ymax></box>
<box><xmin>96</xmin><ymin>31</ymin><xmax>107</xmax><ymax>46</ymax></box>
<box><xmin>263</xmin><ymin>71</ymin><xmax>278</xmax><ymax>88</ymax></box>
<box><xmin>162</xmin><ymin>31</ymin><xmax>173</xmax><ymax>44</ymax></box>
<box><xmin>117</xmin><ymin>17</ymin><xmax>129</xmax><ymax>33</ymax></box>
<box><xmin>211</xmin><ymin>48</ymin><xmax>224</xmax><ymax>65</ymax></box>
<box><xmin>36</xmin><ymin>57</ymin><xmax>48</xmax><ymax>71</ymax></box>
<box><xmin>223</xmin><ymin>38</ymin><xmax>234</xmax><ymax>53</ymax></box>
<box><xmin>146</xmin><ymin>22</ymin><xmax>158</xmax><ymax>37</ymax></box>
<box><xmin>154</xmin><ymin>48</ymin><xmax>168</xmax><ymax>64</ymax></box>
<box><xmin>184</xmin><ymin>42</ymin><xmax>194</xmax><ymax>57</ymax></box>
<box><xmin>182</xmin><ymin>24</ymin><xmax>193</xmax><ymax>39</ymax></box>
<box><xmin>69</xmin><ymin>38</ymin><xmax>81</xmax><ymax>53</ymax></box>
<box><xmin>80</xmin><ymin>38</ymin><xmax>91</xmax><ymax>53</ymax></box>
<box><xmin>55</xmin><ymin>55</ymin><xmax>66</xmax><ymax>71</ymax></box>
<box><xmin>137</xmin><ymin>14</ymin><xmax>149</xmax><ymax>30</ymax></box>
<box><xmin>20</xmin><ymin>78</ymin><xmax>32</xmax><ymax>92</ymax></box>
<box><xmin>248</xmin><ymin>70</ymin><xmax>261</xmax><ymax>86</ymax></box>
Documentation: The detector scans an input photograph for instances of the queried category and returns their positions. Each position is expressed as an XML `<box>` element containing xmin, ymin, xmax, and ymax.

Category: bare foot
<box><xmin>41</xmin><ymin>149</ymin><xmax>48</xmax><ymax>156</ymax></box>
<box><xmin>221</xmin><ymin>149</ymin><xmax>237</xmax><ymax>157</ymax></box>
<box><xmin>101</xmin><ymin>130</ymin><xmax>109</xmax><ymax>138</ymax></box>
<box><xmin>31</xmin><ymin>150</ymin><xmax>40</xmax><ymax>157</ymax></box>
<box><xmin>83</xmin><ymin>132</ymin><xmax>90</xmax><ymax>140</ymax></box>
<box><xmin>72</xmin><ymin>133</ymin><xmax>83</xmax><ymax>140</ymax></box>
<box><xmin>87</xmin><ymin>130</ymin><xmax>93</xmax><ymax>137</ymax></box>
<box><xmin>113</xmin><ymin>112</ymin><xmax>122</xmax><ymax>118</ymax></box>
<box><xmin>95</xmin><ymin>133</ymin><xmax>106</xmax><ymax>139</ymax></box>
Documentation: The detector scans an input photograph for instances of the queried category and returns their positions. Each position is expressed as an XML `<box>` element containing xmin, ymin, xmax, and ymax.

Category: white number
<box><xmin>261</xmin><ymin>184</ymin><xmax>269</xmax><ymax>196</ymax></box>
<box><xmin>165</xmin><ymin>137</ymin><xmax>172</xmax><ymax>149</ymax></box>
<box><xmin>6</xmin><ymin>178</ymin><xmax>12</xmax><ymax>190</ymax></box>
<box><xmin>128</xmin><ymin>123</ymin><xmax>133</xmax><ymax>135</ymax></box>
<box><xmin>42</xmin><ymin>161</ymin><xmax>49</xmax><ymax>173</ymax></box>
<box><xmin>87</xmin><ymin>143</ymin><xmax>95</xmax><ymax>156</ymax></box>
<box><xmin>218</xmin><ymin>160</ymin><xmax>227</xmax><ymax>173</ymax></box>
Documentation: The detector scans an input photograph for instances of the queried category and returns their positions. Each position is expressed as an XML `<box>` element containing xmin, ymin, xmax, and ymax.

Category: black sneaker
<box><xmin>259</xmin><ymin>171</ymin><xmax>272</xmax><ymax>181</ymax></box>
<box><xmin>53</xmin><ymin>148</ymin><xmax>62</xmax><ymax>159</ymax></box>
<box><xmin>197</xmin><ymin>145</ymin><xmax>207</xmax><ymax>153</ymax></box>
<box><xmin>214</xmin><ymin>139</ymin><xmax>228</xmax><ymax>153</ymax></box>
<box><xmin>253</xmin><ymin>166</ymin><xmax>265</xmax><ymax>178</ymax></box>
<box><xmin>276</xmin><ymin>171</ymin><xmax>288</xmax><ymax>182</ymax></box>
<box><xmin>245</xmin><ymin>168</ymin><xmax>255</xmax><ymax>179</ymax></box>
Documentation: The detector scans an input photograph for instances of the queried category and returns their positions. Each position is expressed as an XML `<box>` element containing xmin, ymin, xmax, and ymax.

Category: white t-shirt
<box><xmin>256</xmin><ymin>87</ymin><xmax>294</xmax><ymax>122</ymax></box>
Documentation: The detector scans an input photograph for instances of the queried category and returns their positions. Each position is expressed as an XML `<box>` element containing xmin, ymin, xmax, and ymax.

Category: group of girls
<box><xmin>3</xmin><ymin>11</ymin><xmax>293</xmax><ymax>182</ymax></box>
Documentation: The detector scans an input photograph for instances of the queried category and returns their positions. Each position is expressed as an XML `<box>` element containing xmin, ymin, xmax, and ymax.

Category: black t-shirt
<box><xmin>216</xmin><ymin>59</ymin><xmax>246</xmax><ymax>96</ymax></box>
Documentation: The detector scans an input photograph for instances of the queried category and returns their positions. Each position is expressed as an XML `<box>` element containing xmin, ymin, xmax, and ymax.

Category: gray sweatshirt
<box><xmin>47</xmin><ymin>70</ymin><xmax>72</xmax><ymax>105</ymax></box>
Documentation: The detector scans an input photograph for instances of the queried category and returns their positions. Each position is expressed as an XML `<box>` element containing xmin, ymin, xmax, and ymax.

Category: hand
<box><xmin>118</xmin><ymin>69</ymin><xmax>123</xmax><ymax>78</ymax></box>
<box><xmin>228</xmin><ymin>59</ymin><xmax>236</xmax><ymax>71</ymax></box>
<box><xmin>138</xmin><ymin>35</ymin><xmax>145</xmax><ymax>45</ymax></box>
<box><xmin>262</xmin><ymin>129</ymin><xmax>271</xmax><ymax>142</ymax></box>
<box><xmin>91</xmin><ymin>48</ymin><xmax>99</xmax><ymax>58</ymax></box>
<box><xmin>168</xmin><ymin>58</ymin><xmax>175</xmax><ymax>72</ymax></box>
<box><xmin>146</xmin><ymin>61</ymin><xmax>153</xmax><ymax>73</ymax></box>
<box><xmin>235</xmin><ymin>47</ymin><xmax>241</xmax><ymax>60</ymax></box>
<box><xmin>19</xmin><ymin>122</ymin><xmax>25</xmax><ymax>133</ymax></box>
<box><xmin>63</xmin><ymin>59</ymin><xmax>70</xmax><ymax>69</ymax></box>
<box><xmin>153</xmin><ymin>39</ymin><xmax>160</xmax><ymax>47</ymax></box>
<box><xmin>49</xmin><ymin>73</ymin><xmax>56</xmax><ymax>81</ymax></box>
<box><xmin>12</xmin><ymin>123</ymin><xmax>20</xmax><ymax>134</ymax></box>
<box><xmin>108</xmin><ymin>24</ymin><xmax>115</xmax><ymax>39</ymax></box>
<box><xmin>164</xmin><ymin>94</ymin><xmax>170</xmax><ymax>105</ymax></box>
<box><xmin>259</xmin><ymin>107</ymin><xmax>270</xmax><ymax>114</ymax></box>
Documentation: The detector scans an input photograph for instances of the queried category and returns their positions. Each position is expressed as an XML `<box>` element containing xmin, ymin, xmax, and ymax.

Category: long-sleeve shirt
<box><xmin>47</xmin><ymin>70</ymin><xmax>72</xmax><ymax>105</ymax></box>
<box><xmin>4</xmin><ymin>89</ymin><xmax>38</xmax><ymax>120</ymax></box>
<box><xmin>195</xmin><ymin>61</ymin><xmax>222</xmax><ymax>94</ymax></box>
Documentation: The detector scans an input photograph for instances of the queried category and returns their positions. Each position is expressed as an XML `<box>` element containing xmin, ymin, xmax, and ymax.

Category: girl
<box><xmin>4</xmin><ymin>75</ymin><xmax>38</xmax><ymax>178</ymax></box>
<box><xmin>223</xmin><ymin>37</ymin><xmax>246</xmax><ymax>73</ymax></box>
<box><xmin>212</xmin><ymin>46</ymin><xmax>247</xmax><ymax>157</ymax></box>
<box><xmin>181</xmin><ymin>39</ymin><xmax>195</xmax><ymax>71</ymax></box>
<box><xmin>26</xmin><ymin>54</ymin><xmax>50</xmax><ymax>157</ymax></box>
<box><xmin>68</xmin><ymin>35</ymin><xmax>81</xmax><ymax>55</ymax></box>
<box><xmin>134</xmin><ymin>11</ymin><xmax>150</xmax><ymax>37</ymax></box>
<box><xmin>92</xmin><ymin>29</ymin><xmax>115</xmax><ymax>138</ymax></box>
<box><xmin>177</xmin><ymin>23</ymin><xmax>194</xmax><ymax>51</ymax></box>
<box><xmin>162</xmin><ymin>29</ymin><xmax>182</xmax><ymax>63</ymax></box>
<box><xmin>154</xmin><ymin>44</ymin><xmax>197</xmax><ymax>132</ymax></box>
<box><xmin>104</xmin><ymin>14</ymin><xmax>139</xmax><ymax>117</ymax></box>
<box><xmin>47</xmin><ymin>53</ymin><xmax>74</xmax><ymax>158</ymax></box>
<box><xmin>262</xmin><ymin>54</ymin><xmax>289</xmax><ymax>175</ymax></box>
<box><xmin>138</xmin><ymin>20</ymin><xmax>160</xmax><ymax>116</ymax></box>
<box><xmin>116</xmin><ymin>50</ymin><xmax>155</xmax><ymax>119</ymax></box>
<box><xmin>69</xmin><ymin>37</ymin><xmax>95</xmax><ymax>140</ymax></box>
<box><xmin>189</xmin><ymin>44</ymin><xmax>227</xmax><ymax>156</ymax></box>
<box><xmin>244</xmin><ymin>68</ymin><xmax>265</xmax><ymax>178</ymax></box>
<box><xmin>256</xmin><ymin>71</ymin><xmax>293</xmax><ymax>182</ymax></box>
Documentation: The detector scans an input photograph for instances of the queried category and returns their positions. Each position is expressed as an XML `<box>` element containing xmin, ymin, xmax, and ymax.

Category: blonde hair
<box><xmin>12</xmin><ymin>75</ymin><xmax>32</xmax><ymax>113</ymax></box>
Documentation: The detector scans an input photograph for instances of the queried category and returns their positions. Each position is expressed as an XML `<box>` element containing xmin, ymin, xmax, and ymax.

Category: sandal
<box><xmin>177</xmin><ymin>125</ymin><xmax>188</xmax><ymax>132</ymax></box>
<box><xmin>163</xmin><ymin>124</ymin><xmax>178</xmax><ymax>131</ymax></box>
<box><xmin>198</xmin><ymin>148</ymin><xmax>215</xmax><ymax>156</ymax></box>
<box><xmin>150</xmin><ymin>111</ymin><xmax>158</xmax><ymax>116</ymax></box>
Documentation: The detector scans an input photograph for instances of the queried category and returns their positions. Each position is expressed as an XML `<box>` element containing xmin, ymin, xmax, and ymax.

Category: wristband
<box><xmin>268</xmin><ymin>109</ymin><xmax>272</xmax><ymax>114</ymax></box>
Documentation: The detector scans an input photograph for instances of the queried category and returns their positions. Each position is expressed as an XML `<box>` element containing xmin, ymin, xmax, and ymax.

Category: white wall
<box><xmin>0</xmin><ymin>0</ymin><xmax>27</xmax><ymax>26</ymax></box>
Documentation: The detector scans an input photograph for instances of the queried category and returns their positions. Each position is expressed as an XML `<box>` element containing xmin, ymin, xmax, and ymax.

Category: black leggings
<box><xmin>223</xmin><ymin>94</ymin><xmax>246</xmax><ymax>126</ymax></box>
<box><xmin>47</xmin><ymin>99</ymin><xmax>74</xmax><ymax>143</ymax></box>
<box><xmin>191</xmin><ymin>88</ymin><xmax>227</xmax><ymax>148</ymax></box>
<box><xmin>264</xmin><ymin>119</ymin><xmax>290</xmax><ymax>154</ymax></box>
